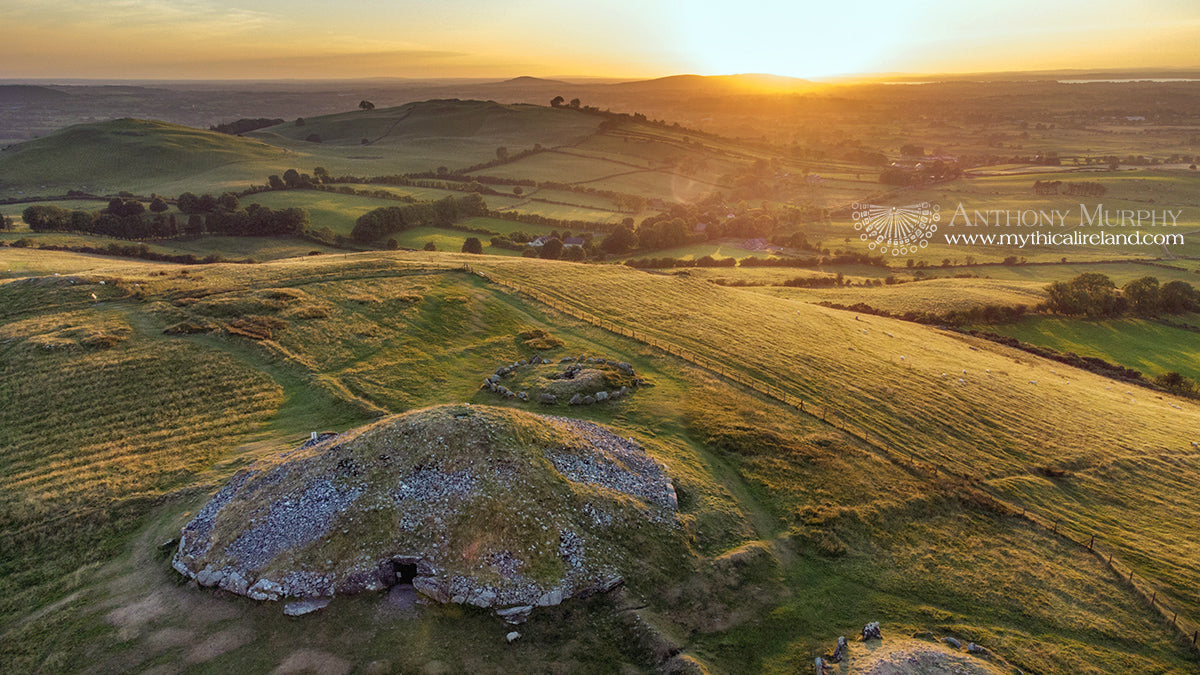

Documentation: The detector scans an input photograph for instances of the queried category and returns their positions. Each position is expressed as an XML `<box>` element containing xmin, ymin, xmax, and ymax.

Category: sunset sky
<box><xmin>3</xmin><ymin>0</ymin><xmax>1199</xmax><ymax>80</ymax></box>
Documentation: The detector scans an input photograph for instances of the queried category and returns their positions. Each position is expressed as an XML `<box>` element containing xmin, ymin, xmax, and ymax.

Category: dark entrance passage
<box><xmin>396</xmin><ymin>562</ymin><xmax>418</xmax><ymax>585</ymax></box>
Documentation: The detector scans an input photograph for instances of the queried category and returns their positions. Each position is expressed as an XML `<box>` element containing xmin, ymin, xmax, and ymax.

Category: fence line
<box><xmin>463</xmin><ymin>264</ymin><xmax>1200</xmax><ymax>657</ymax></box>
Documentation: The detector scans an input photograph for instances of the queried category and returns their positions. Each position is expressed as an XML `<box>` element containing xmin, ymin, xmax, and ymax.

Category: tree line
<box><xmin>1045</xmin><ymin>273</ymin><xmax>1200</xmax><ymax>317</ymax></box>
<box><xmin>22</xmin><ymin>199</ymin><xmax>309</xmax><ymax>239</ymax></box>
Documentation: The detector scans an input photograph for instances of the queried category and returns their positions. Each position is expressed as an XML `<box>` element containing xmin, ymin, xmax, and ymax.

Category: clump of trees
<box><xmin>1045</xmin><ymin>273</ymin><xmax>1200</xmax><ymax>317</ymax></box>
<box><xmin>351</xmin><ymin>194</ymin><xmax>487</xmax><ymax>243</ymax></box>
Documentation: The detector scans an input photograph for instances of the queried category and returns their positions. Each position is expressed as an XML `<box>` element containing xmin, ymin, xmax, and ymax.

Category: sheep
<box><xmin>1029</xmin><ymin>380</ymin><xmax>1037</xmax><ymax>385</ymax></box>
<box><xmin>958</xmin><ymin>378</ymin><xmax>966</xmax><ymax>384</ymax></box>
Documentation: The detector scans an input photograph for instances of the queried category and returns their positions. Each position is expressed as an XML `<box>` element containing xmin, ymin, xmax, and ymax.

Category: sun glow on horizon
<box><xmin>1</xmin><ymin>0</ymin><xmax>1198</xmax><ymax>80</ymax></box>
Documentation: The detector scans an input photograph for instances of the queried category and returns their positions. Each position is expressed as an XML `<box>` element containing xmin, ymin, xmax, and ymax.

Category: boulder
<box><xmin>517</xmin><ymin>392</ymin><xmax>528</xmax><ymax>401</ymax></box>
<box><xmin>594</xmin><ymin>391</ymin><xmax>609</xmax><ymax>402</ymax></box>
<box><xmin>862</xmin><ymin>621</ymin><xmax>882</xmax><ymax>640</ymax></box>
<box><xmin>582</xmin><ymin>396</ymin><xmax>595</xmax><ymax>405</ymax></box>
<box><xmin>283</xmin><ymin>597</ymin><xmax>331</xmax><ymax>616</ymax></box>
<box><xmin>375</xmin><ymin>559</ymin><xmax>397</xmax><ymax>587</ymax></box>
<box><xmin>560</xmin><ymin>356</ymin><xmax>573</xmax><ymax>363</ymax></box>
<box><xmin>530</xmin><ymin>355</ymin><xmax>542</xmax><ymax>365</ymax></box>
<box><xmin>247</xmin><ymin>578</ymin><xmax>284</xmax><ymax>601</ymax></box>
<box><xmin>218</xmin><ymin>570</ymin><xmax>249</xmax><ymax>595</ymax></box>
<box><xmin>412</xmin><ymin>576</ymin><xmax>450</xmax><ymax>603</ymax></box>
<box><xmin>569</xmin><ymin>394</ymin><xmax>582</xmax><ymax>406</ymax></box>
<box><xmin>496</xmin><ymin>604</ymin><xmax>533</xmax><ymax>624</ymax></box>
<box><xmin>539</xmin><ymin>393</ymin><xmax>557</xmax><ymax>405</ymax></box>
<box><xmin>506</xmin><ymin>631</ymin><xmax>521</xmax><ymax>643</ymax></box>
<box><xmin>619</xmin><ymin>386</ymin><xmax>629</xmax><ymax>397</ymax></box>
<box><xmin>941</xmin><ymin>637</ymin><xmax>962</xmax><ymax>649</ymax></box>
<box><xmin>536</xmin><ymin>589</ymin><xmax>563</xmax><ymax>607</ymax></box>
<box><xmin>831</xmin><ymin>636</ymin><xmax>847</xmax><ymax>662</ymax></box>
<box><xmin>966</xmin><ymin>642</ymin><xmax>988</xmax><ymax>656</ymax></box>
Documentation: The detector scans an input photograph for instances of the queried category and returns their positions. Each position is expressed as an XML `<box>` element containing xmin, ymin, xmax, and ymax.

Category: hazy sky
<box><xmin>3</xmin><ymin>0</ymin><xmax>1199</xmax><ymax>80</ymax></box>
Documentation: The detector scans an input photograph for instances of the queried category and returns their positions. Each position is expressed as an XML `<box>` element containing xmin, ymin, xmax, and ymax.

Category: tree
<box><xmin>217</xmin><ymin>192</ymin><xmax>240</xmax><ymax>211</ymax></box>
<box><xmin>550</xmin><ymin>96</ymin><xmax>565</xmax><ymax>108</ymax></box>
<box><xmin>496</xmin><ymin>146</ymin><xmax>509</xmax><ymax>162</ymax></box>
<box><xmin>461</xmin><ymin>237</ymin><xmax>483</xmax><ymax>254</ymax></box>
<box><xmin>1161</xmin><ymin>280</ymin><xmax>1200</xmax><ymax>313</ymax></box>
<box><xmin>386</xmin><ymin>238</ymin><xmax>399</xmax><ymax>250</ymax></box>
<box><xmin>306</xmin><ymin>133</ymin><xmax>322</xmax><ymax>143</ymax></box>
<box><xmin>423</xmin><ymin>242</ymin><xmax>436</xmax><ymax>251</ymax></box>
<box><xmin>283</xmin><ymin>169</ymin><xmax>302</xmax><ymax>188</ymax></box>
<box><xmin>0</xmin><ymin>214</ymin><xmax>12</xmax><ymax>230</ymax></box>
<box><xmin>1046</xmin><ymin>273</ymin><xmax>1125</xmax><ymax>317</ymax></box>
<box><xmin>268</xmin><ymin>175</ymin><xmax>285</xmax><ymax>190</ymax></box>
<box><xmin>600</xmin><ymin>223</ymin><xmax>636</xmax><ymax>254</ymax></box>
<box><xmin>568</xmin><ymin>98</ymin><xmax>581</xmax><ymax>109</ymax></box>
<box><xmin>313</xmin><ymin>166</ymin><xmax>331</xmax><ymax>183</ymax></box>
<box><xmin>295</xmin><ymin>117</ymin><xmax>305</xmax><ymax>126</ymax></box>
<box><xmin>1122</xmin><ymin>276</ymin><xmax>1160</xmax><ymax>315</ymax></box>
<box><xmin>149</xmin><ymin>197</ymin><xmax>169</xmax><ymax>213</ymax></box>
<box><xmin>177</xmin><ymin>192</ymin><xmax>201</xmax><ymax>213</ymax></box>
<box><xmin>512</xmin><ymin>186</ymin><xmax>523</xmax><ymax>196</ymax></box>
<box><xmin>359</xmin><ymin>100</ymin><xmax>375</xmax><ymax>111</ymax></box>
<box><xmin>540</xmin><ymin>237</ymin><xmax>564</xmax><ymax>259</ymax></box>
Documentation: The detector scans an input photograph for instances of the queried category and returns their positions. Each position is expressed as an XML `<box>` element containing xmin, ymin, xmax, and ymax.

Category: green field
<box><xmin>986</xmin><ymin>315</ymin><xmax>1200</xmax><ymax>381</ymax></box>
<box><xmin>746</xmin><ymin>277</ymin><xmax>1048</xmax><ymax>315</ymax></box>
<box><xmin>387</xmin><ymin>226</ymin><xmax>520</xmax><ymax>255</ymax></box>
<box><xmin>1</xmin><ymin>249</ymin><xmax>1197</xmax><ymax>673</ymax></box>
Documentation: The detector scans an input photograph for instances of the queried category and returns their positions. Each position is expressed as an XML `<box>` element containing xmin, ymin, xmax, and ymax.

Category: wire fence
<box><xmin>463</xmin><ymin>264</ymin><xmax>1200</xmax><ymax>658</ymax></box>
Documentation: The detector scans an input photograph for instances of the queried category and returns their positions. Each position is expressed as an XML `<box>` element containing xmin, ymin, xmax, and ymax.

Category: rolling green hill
<box><xmin>0</xmin><ymin>119</ymin><xmax>291</xmax><ymax>195</ymax></box>
<box><xmin>258</xmin><ymin>99</ymin><xmax>601</xmax><ymax>148</ymax></box>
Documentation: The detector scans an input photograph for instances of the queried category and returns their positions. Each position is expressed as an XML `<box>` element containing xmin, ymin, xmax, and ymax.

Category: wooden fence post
<box><xmin>1088</xmin><ymin>534</ymin><xmax>1094</xmax><ymax>550</ymax></box>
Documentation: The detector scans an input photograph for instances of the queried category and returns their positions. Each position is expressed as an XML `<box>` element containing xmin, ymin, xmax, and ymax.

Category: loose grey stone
<box><xmin>506</xmin><ymin>631</ymin><xmax>521</xmax><ymax>643</ymax></box>
<box><xmin>942</xmin><ymin>637</ymin><xmax>962</xmax><ymax>649</ymax></box>
<box><xmin>283</xmin><ymin>597</ymin><xmax>331</xmax><ymax>616</ymax></box>
<box><xmin>594</xmin><ymin>391</ymin><xmax>609</xmax><ymax>402</ymax></box>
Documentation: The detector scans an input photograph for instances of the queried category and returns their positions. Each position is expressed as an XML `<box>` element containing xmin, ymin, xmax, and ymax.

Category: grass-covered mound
<box><xmin>173</xmin><ymin>404</ymin><xmax>681</xmax><ymax>614</ymax></box>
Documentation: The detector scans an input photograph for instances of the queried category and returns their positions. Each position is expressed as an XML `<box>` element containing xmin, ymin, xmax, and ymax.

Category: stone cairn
<box><xmin>480</xmin><ymin>355</ymin><xmax>640</xmax><ymax>406</ymax></box>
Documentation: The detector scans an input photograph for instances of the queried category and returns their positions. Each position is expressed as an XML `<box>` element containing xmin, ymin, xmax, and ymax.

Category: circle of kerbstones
<box><xmin>480</xmin><ymin>354</ymin><xmax>639</xmax><ymax>406</ymax></box>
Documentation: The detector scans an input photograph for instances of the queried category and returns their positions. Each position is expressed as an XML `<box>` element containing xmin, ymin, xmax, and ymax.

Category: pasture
<box><xmin>1</xmin><ymin>249</ymin><xmax>1196</xmax><ymax>673</ymax></box>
